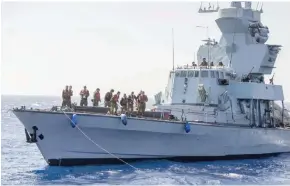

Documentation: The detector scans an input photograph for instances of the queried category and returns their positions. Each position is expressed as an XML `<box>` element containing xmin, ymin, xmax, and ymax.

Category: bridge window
<box><xmin>220</xmin><ymin>72</ymin><xmax>224</xmax><ymax>79</ymax></box>
<box><xmin>188</xmin><ymin>71</ymin><xmax>195</xmax><ymax>77</ymax></box>
<box><xmin>201</xmin><ymin>70</ymin><xmax>209</xmax><ymax>78</ymax></box>
<box><xmin>194</xmin><ymin>71</ymin><xmax>199</xmax><ymax>77</ymax></box>
<box><xmin>180</xmin><ymin>71</ymin><xmax>187</xmax><ymax>77</ymax></box>
<box><xmin>215</xmin><ymin>71</ymin><xmax>219</xmax><ymax>78</ymax></box>
<box><xmin>210</xmin><ymin>71</ymin><xmax>215</xmax><ymax>78</ymax></box>
<box><xmin>175</xmin><ymin>71</ymin><xmax>180</xmax><ymax>77</ymax></box>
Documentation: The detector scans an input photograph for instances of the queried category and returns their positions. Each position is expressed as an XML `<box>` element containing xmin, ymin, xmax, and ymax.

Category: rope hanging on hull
<box><xmin>61</xmin><ymin>110</ymin><xmax>139</xmax><ymax>170</ymax></box>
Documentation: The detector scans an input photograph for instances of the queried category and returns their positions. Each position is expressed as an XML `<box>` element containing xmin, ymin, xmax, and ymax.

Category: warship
<box><xmin>13</xmin><ymin>1</ymin><xmax>290</xmax><ymax>166</ymax></box>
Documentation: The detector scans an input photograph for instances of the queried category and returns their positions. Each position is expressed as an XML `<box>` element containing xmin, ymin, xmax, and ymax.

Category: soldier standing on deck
<box><xmin>92</xmin><ymin>88</ymin><xmax>101</xmax><ymax>106</ymax></box>
<box><xmin>62</xmin><ymin>85</ymin><xmax>70</xmax><ymax>108</ymax></box>
<box><xmin>110</xmin><ymin>91</ymin><xmax>120</xmax><ymax>115</ymax></box>
<box><xmin>136</xmin><ymin>90</ymin><xmax>142</xmax><ymax>111</ymax></box>
<box><xmin>127</xmin><ymin>91</ymin><xmax>136</xmax><ymax>114</ymax></box>
<box><xmin>68</xmin><ymin>85</ymin><xmax>73</xmax><ymax>108</ymax></box>
<box><xmin>138</xmin><ymin>91</ymin><xmax>148</xmax><ymax>116</ymax></box>
<box><xmin>104</xmin><ymin>89</ymin><xmax>114</xmax><ymax>107</ymax></box>
<box><xmin>120</xmin><ymin>93</ymin><xmax>128</xmax><ymax>113</ymax></box>
<box><xmin>200</xmin><ymin>58</ymin><xmax>208</xmax><ymax>66</ymax></box>
<box><xmin>80</xmin><ymin>86</ymin><xmax>90</xmax><ymax>106</ymax></box>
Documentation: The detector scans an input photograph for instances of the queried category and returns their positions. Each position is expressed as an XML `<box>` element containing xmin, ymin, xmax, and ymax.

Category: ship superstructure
<box><xmin>155</xmin><ymin>1</ymin><xmax>284</xmax><ymax>128</ymax></box>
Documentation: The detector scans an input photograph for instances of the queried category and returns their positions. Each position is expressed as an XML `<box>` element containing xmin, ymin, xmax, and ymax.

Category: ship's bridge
<box><xmin>175</xmin><ymin>65</ymin><xmax>229</xmax><ymax>80</ymax></box>
<box><xmin>163</xmin><ymin>64</ymin><xmax>233</xmax><ymax>105</ymax></box>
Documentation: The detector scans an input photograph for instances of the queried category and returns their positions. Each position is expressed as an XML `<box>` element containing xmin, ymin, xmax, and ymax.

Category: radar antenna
<box><xmin>260</xmin><ymin>3</ymin><xmax>263</xmax><ymax>13</ymax></box>
<box><xmin>229</xmin><ymin>7</ymin><xmax>240</xmax><ymax>67</ymax></box>
<box><xmin>199</xmin><ymin>2</ymin><xmax>202</xmax><ymax>10</ymax></box>
<box><xmin>256</xmin><ymin>2</ymin><xmax>259</xmax><ymax>10</ymax></box>
<box><xmin>172</xmin><ymin>28</ymin><xmax>175</xmax><ymax>71</ymax></box>
<box><xmin>198</xmin><ymin>1</ymin><xmax>219</xmax><ymax>13</ymax></box>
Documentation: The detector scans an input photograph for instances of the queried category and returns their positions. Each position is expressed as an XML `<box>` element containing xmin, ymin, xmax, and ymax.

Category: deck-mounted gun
<box><xmin>241</xmin><ymin>67</ymin><xmax>254</xmax><ymax>82</ymax></box>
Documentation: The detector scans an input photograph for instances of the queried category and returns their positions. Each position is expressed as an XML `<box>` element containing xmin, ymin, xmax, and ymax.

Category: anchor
<box><xmin>24</xmin><ymin>126</ymin><xmax>43</xmax><ymax>143</ymax></box>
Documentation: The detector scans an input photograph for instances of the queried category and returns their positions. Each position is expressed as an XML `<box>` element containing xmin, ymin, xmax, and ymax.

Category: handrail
<box><xmin>176</xmin><ymin>65</ymin><xmax>226</xmax><ymax>70</ymax></box>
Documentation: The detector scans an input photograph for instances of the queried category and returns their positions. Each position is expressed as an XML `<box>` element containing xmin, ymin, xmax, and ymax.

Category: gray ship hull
<box><xmin>13</xmin><ymin>109</ymin><xmax>290</xmax><ymax>166</ymax></box>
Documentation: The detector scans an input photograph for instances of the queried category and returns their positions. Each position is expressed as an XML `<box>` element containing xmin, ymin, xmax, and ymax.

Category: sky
<box><xmin>1</xmin><ymin>1</ymin><xmax>290</xmax><ymax>100</ymax></box>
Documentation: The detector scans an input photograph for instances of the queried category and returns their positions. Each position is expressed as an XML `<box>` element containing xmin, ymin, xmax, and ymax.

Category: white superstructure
<box><xmin>155</xmin><ymin>1</ymin><xmax>284</xmax><ymax>128</ymax></box>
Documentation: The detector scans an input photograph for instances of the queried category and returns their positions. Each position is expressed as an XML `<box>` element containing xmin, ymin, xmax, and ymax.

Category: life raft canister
<box><xmin>71</xmin><ymin>114</ymin><xmax>78</xmax><ymax>128</ymax></box>
<box><xmin>120</xmin><ymin>114</ymin><xmax>127</xmax><ymax>125</ymax></box>
<box><xmin>184</xmin><ymin>122</ymin><xmax>191</xmax><ymax>133</ymax></box>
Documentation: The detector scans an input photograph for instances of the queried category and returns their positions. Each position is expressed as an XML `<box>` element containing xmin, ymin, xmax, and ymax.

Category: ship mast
<box><xmin>197</xmin><ymin>1</ymin><xmax>219</xmax><ymax>63</ymax></box>
<box><xmin>196</xmin><ymin>26</ymin><xmax>210</xmax><ymax>62</ymax></box>
<box><xmin>172</xmin><ymin>28</ymin><xmax>175</xmax><ymax>71</ymax></box>
<box><xmin>198</xmin><ymin>1</ymin><xmax>219</xmax><ymax>13</ymax></box>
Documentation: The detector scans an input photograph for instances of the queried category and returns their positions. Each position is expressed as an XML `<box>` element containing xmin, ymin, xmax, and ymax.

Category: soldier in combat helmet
<box><xmin>79</xmin><ymin>86</ymin><xmax>90</xmax><ymax>106</ymax></box>
<box><xmin>104</xmin><ymin>89</ymin><xmax>114</xmax><ymax>107</ymax></box>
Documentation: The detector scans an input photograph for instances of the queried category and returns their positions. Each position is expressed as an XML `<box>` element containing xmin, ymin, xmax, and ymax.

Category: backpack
<box><xmin>105</xmin><ymin>92</ymin><xmax>111</xmax><ymax>101</ymax></box>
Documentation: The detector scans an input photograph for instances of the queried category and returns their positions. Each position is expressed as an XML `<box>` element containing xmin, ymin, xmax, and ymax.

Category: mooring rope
<box><xmin>61</xmin><ymin>110</ymin><xmax>139</xmax><ymax>170</ymax></box>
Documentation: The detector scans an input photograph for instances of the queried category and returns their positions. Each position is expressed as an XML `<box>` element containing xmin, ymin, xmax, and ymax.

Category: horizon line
<box><xmin>0</xmin><ymin>94</ymin><xmax>155</xmax><ymax>99</ymax></box>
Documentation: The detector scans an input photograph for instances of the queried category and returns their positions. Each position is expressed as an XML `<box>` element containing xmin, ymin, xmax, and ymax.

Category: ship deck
<box><xmin>12</xmin><ymin>106</ymin><xmax>290</xmax><ymax>131</ymax></box>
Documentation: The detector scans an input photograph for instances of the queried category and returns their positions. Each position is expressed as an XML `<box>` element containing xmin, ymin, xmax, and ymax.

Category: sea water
<box><xmin>1</xmin><ymin>95</ymin><xmax>290</xmax><ymax>185</ymax></box>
